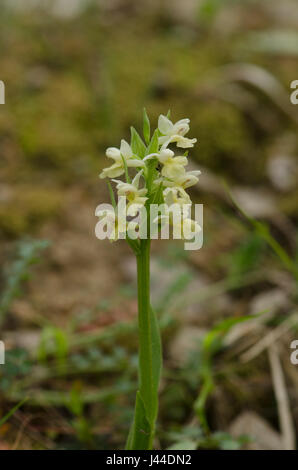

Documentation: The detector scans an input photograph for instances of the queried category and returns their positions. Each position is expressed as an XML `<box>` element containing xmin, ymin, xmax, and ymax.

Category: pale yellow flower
<box><xmin>145</xmin><ymin>149</ymin><xmax>188</xmax><ymax>180</ymax></box>
<box><xmin>179</xmin><ymin>217</ymin><xmax>201</xmax><ymax>240</ymax></box>
<box><xmin>113</xmin><ymin>170</ymin><xmax>148</xmax><ymax>217</ymax></box>
<box><xmin>158</xmin><ymin>115</ymin><xmax>197</xmax><ymax>149</ymax></box>
<box><xmin>95</xmin><ymin>208</ymin><xmax>126</xmax><ymax>242</ymax></box>
<box><xmin>163</xmin><ymin>186</ymin><xmax>191</xmax><ymax>208</ymax></box>
<box><xmin>100</xmin><ymin>140</ymin><xmax>144</xmax><ymax>179</ymax></box>
<box><xmin>161</xmin><ymin>170</ymin><xmax>201</xmax><ymax>189</ymax></box>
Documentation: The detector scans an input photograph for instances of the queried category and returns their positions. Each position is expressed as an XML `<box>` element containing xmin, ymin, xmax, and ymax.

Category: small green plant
<box><xmin>38</xmin><ymin>325</ymin><xmax>69</xmax><ymax>371</ymax></box>
<box><xmin>226</xmin><ymin>184</ymin><xmax>298</xmax><ymax>282</ymax></box>
<box><xmin>96</xmin><ymin>110</ymin><xmax>201</xmax><ymax>449</ymax></box>
<box><xmin>0</xmin><ymin>238</ymin><xmax>49</xmax><ymax>327</ymax></box>
<box><xmin>66</xmin><ymin>382</ymin><xmax>93</xmax><ymax>446</ymax></box>
<box><xmin>194</xmin><ymin>315</ymin><xmax>259</xmax><ymax>433</ymax></box>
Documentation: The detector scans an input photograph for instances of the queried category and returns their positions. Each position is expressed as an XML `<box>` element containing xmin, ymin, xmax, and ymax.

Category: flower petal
<box><xmin>158</xmin><ymin>114</ymin><xmax>174</xmax><ymax>135</ymax></box>
<box><xmin>158</xmin><ymin>149</ymin><xmax>174</xmax><ymax>163</ymax></box>
<box><xmin>100</xmin><ymin>163</ymin><xmax>124</xmax><ymax>179</ymax></box>
<box><xmin>132</xmin><ymin>170</ymin><xmax>143</xmax><ymax>188</ymax></box>
<box><xmin>126</xmin><ymin>159</ymin><xmax>145</xmax><ymax>168</ymax></box>
<box><xmin>173</xmin><ymin>119</ymin><xmax>190</xmax><ymax>136</ymax></box>
<box><xmin>120</xmin><ymin>139</ymin><xmax>132</xmax><ymax>159</ymax></box>
<box><xmin>174</xmin><ymin>156</ymin><xmax>188</xmax><ymax>166</ymax></box>
<box><xmin>106</xmin><ymin>147</ymin><xmax>121</xmax><ymax>161</ymax></box>
<box><xmin>176</xmin><ymin>137</ymin><xmax>197</xmax><ymax>148</ymax></box>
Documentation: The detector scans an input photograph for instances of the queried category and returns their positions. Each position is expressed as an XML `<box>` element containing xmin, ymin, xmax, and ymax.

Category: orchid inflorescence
<box><xmin>97</xmin><ymin>111</ymin><xmax>201</xmax><ymax>243</ymax></box>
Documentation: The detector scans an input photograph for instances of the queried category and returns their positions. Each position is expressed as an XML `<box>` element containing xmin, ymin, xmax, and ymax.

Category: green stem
<box><xmin>137</xmin><ymin>239</ymin><xmax>154</xmax><ymax>448</ymax></box>
<box><xmin>126</xmin><ymin>238</ymin><xmax>161</xmax><ymax>450</ymax></box>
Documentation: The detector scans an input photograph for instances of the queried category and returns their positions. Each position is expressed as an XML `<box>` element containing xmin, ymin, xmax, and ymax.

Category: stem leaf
<box><xmin>131</xmin><ymin>127</ymin><xmax>146</xmax><ymax>159</ymax></box>
<box><xmin>107</xmin><ymin>180</ymin><xmax>116</xmax><ymax>209</ymax></box>
<box><xmin>126</xmin><ymin>391</ymin><xmax>152</xmax><ymax>450</ymax></box>
<box><xmin>149</xmin><ymin>305</ymin><xmax>162</xmax><ymax>397</ymax></box>
<box><xmin>146</xmin><ymin>129</ymin><xmax>159</xmax><ymax>156</ymax></box>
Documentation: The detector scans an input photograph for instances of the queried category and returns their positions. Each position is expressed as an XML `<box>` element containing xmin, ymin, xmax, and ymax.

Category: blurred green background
<box><xmin>0</xmin><ymin>0</ymin><xmax>298</xmax><ymax>450</ymax></box>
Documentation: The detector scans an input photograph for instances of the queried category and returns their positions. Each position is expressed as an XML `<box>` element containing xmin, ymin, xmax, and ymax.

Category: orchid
<box><xmin>96</xmin><ymin>110</ymin><xmax>201</xmax><ymax>450</ymax></box>
<box><xmin>158</xmin><ymin>114</ymin><xmax>197</xmax><ymax>149</ymax></box>
<box><xmin>145</xmin><ymin>149</ymin><xmax>188</xmax><ymax>179</ymax></box>
<box><xmin>99</xmin><ymin>139</ymin><xmax>144</xmax><ymax>179</ymax></box>
<box><xmin>179</xmin><ymin>215</ymin><xmax>201</xmax><ymax>240</ymax></box>
<box><xmin>113</xmin><ymin>170</ymin><xmax>148</xmax><ymax>217</ymax></box>
<box><xmin>161</xmin><ymin>169</ymin><xmax>201</xmax><ymax>189</ymax></box>
<box><xmin>95</xmin><ymin>208</ymin><xmax>126</xmax><ymax>242</ymax></box>
<box><xmin>163</xmin><ymin>186</ymin><xmax>191</xmax><ymax>207</ymax></box>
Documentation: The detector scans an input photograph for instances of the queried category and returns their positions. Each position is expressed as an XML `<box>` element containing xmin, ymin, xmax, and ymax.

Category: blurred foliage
<box><xmin>0</xmin><ymin>238</ymin><xmax>49</xmax><ymax>325</ymax></box>
<box><xmin>223</xmin><ymin>233</ymin><xmax>266</xmax><ymax>280</ymax></box>
<box><xmin>167</xmin><ymin>425</ymin><xmax>250</xmax><ymax>450</ymax></box>
<box><xmin>191</xmin><ymin>102</ymin><xmax>254</xmax><ymax>177</ymax></box>
<box><xmin>0</xmin><ymin>0</ymin><xmax>298</xmax><ymax>450</ymax></box>
<box><xmin>0</xmin><ymin>188</ymin><xmax>61</xmax><ymax>237</ymax></box>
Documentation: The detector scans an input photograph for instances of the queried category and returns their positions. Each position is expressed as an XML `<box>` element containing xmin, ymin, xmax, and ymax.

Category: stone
<box><xmin>229</xmin><ymin>411</ymin><xmax>285</xmax><ymax>450</ymax></box>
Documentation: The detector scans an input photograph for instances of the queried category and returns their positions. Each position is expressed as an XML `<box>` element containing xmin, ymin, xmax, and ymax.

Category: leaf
<box><xmin>145</xmin><ymin>130</ymin><xmax>160</xmax><ymax>195</ymax></box>
<box><xmin>0</xmin><ymin>398</ymin><xmax>28</xmax><ymax>427</ymax></box>
<box><xmin>126</xmin><ymin>391</ymin><xmax>152</xmax><ymax>450</ymax></box>
<box><xmin>53</xmin><ymin>328</ymin><xmax>69</xmax><ymax>362</ymax></box>
<box><xmin>194</xmin><ymin>373</ymin><xmax>213</xmax><ymax>432</ymax></box>
<box><xmin>202</xmin><ymin>315</ymin><xmax>258</xmax><ymax>354</ymax></box>
<box><xmin>127</xmin><ymin>304</ymin><xmax>162</xmax><ymax>450</ymax></box>
<box><xmin>130</xmin><ymin>127</ymin><xmax>146</xmax><ymax>159</ymax></box>
<box><xmin>38</xmin><ymin>326</ymin><xmax>69</xmax><ymax>364</ymax></box>
<box><xmin>138</xmin><ymin>304</ymin><xmax>162</xmax><ymax>428</ymax></box>
<box><xmin>68</xmin><ymin>385</ymin><xmax>83</xmax><ymax>416</ymax></box>
<box><xmin>143</xmin><ymin>108</ymin><xmax>151</xmax><ymax>145</ymax></box>
<box><xmin>146</xmin><ymin>129</ymin><xmax>159</xmax><ymax>156</ymax></box>
<box><xmin>107</xmin><ymin>180</ymin><xmax>116</xmax><ymax>209</ymax></box>
<box><xmin>149</xmin><ymin>181</ymin><xmax>164</xmax><ymax>206</ymax></box>
<box><xmin>149</xmin><ymin>305</ymin><xmax>162</xmax><ymax>400</ymax></box>
<box><xmin>224</xmin><ymin>181</ymin><xmax>298</xmax><ymax>280</ymax></box>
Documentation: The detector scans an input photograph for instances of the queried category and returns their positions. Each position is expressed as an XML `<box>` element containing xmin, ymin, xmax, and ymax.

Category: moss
<box><xmin>0</xmin><ymin>187</ymin><xmax>61</xmax><ymax>238</ymax></box>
